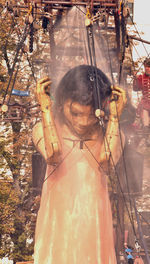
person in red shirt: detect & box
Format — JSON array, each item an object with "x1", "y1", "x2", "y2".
[{"x1": 133, "y1": 58, "x2": 150, "y2": 146}]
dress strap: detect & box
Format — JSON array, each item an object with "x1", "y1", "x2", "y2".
[{"x1": 63, "y1": 137, "x2": 96, "y2": 149}]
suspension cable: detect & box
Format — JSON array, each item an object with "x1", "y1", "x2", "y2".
[
  {"x1": 85, "y1": 6, "x2": 137, "y2": 237},
  {"x1": 86, "y1": 13, "x2": 103, "y2": 120},
  {"x1": 84, "y1": 136, "x2": 137, "y2": 238},
  {"x1": 38, "y1": 2, "x2": 142, "y2": 244},
  {"x1": 93, "y1": 10, "x2": 132, "y2": 224},
  {"x1": 115, "y1": 101, "x2": 137, "y2": 236},
  {"x1": 84, "y1": 140, "x2": 126, "y2": 234},
  {"x1": 43, "y1": 141, "x2": 78, "y2": 183},
  {"x1": 26, "y1": 52, "x2": 37, "y2": 83},
  {"x1": 138, "y1": 211, "x2": 150, "y2": 229},
  {"x1": 133, "y1": 198, "x2": 150, "y2": 264},
  {"x1": 71, "y1": 7, "x2": 147, "y2": 253},
  {"x1": 118, "y1": 2, "x2": 127, "y2": 85},
  {"x1": 128, "y1": 13, "x2": 149, "y2": 57},
  {"x1": 107, "y1": 144, "x2": 137, "y2": 237},
  {"x1": 103, "y1": 7, "x2": 115, "y2": 84}
]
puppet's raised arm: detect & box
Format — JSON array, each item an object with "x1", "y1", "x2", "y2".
[
  {"x1": 99, "y1": 86, "x2": 127, "y2": 165},
  {"x1": 32, "y1": 77, "x2": 61, "y2": 164}
]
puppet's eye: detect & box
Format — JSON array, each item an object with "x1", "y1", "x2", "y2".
[{"x1": 71, "y1": 112, "x2": 79, "y2": 117}]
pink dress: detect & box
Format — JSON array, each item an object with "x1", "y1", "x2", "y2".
[{"x1": 34, "y1": 126, "x2": 117, "y2": 264}]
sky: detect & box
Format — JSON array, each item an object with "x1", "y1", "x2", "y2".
[{"x1": 133, "y1": 0, "x2": 150, "y2": 64}]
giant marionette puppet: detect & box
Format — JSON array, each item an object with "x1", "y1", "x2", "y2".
[{"x1": 32, "y1": 64, "x2": 127, "y2": 264}]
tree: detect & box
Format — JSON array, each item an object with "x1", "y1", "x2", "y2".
[{"x1": 0, "y1": 0, "x2": 43, "y2": 261}]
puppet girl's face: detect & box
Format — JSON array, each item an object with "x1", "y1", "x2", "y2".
[{"x1": 63, "y1": 100, "x2": 98, "y2": 137}]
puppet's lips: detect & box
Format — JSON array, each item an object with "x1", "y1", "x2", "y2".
[
  {"x1": 73, "y1": 125, "x2": 87, "y2": 134},
  {"x1": 74, "y1": 125, "x2": 93, "y2": 135}
]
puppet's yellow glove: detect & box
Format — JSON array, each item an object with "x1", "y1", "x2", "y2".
[
  {"x1": 36, "y1": 77, "x2": 52, "y2": 112},
  {"x1": 109, "y1": 86, "x2": 127, "y2": 120}
]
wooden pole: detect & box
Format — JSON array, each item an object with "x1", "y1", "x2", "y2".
[{"x1": 129, "y1": 35, "x2": 150, "y2": 45}]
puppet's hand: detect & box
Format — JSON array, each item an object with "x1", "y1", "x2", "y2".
[
  {"x1": 36, "y1": 77, "x2": 52, "y2": 111},
  {"x1": 109, "y1": 86, "x2": 127, "y2": 120}
]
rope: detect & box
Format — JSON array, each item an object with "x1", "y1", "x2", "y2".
[
  {"x1": 101, "y1": 7, "x2": 115, "y2": 84},
  {"x1": 118, "y1": 2, "x2": 127, "y2": 84},
  {"x1": 116, "y1": 103, "x2": 137, "y2": 236},
  {"x1": 138, "y1": 211, "x2": 150, "y2": 229},
  {"x1": 134, "y1": 198, "x2": 150, "y2": 264},
  {"x1": 75, "y1": 5, "x2": 86, "y2": 16},
  {"x1": 101, "y1": 9, "x2": 139, "y2": 237},
  {"x1": 43, "y1": 142, "x2": 78, "y2": 182},
  {"x1": 86, "y1": 23, "x2": 102, "y2": 112},
  {"x1": 84, "y1": 123, "x2": 136, "y2": 234},
  {"x1": 128, "y1": 38, "x2": 150, "y2": 83},
  {"x1": 129, "y1": 14, "x2": 149, "y2": 57},
  {"x1": 26, "y1": 52, "x2": 37, "y2": 83},
  {"x1": 60, "y1": 10, "x2": 125, "y2": 236},
  {"x1": 85, "y1": 7, "x2": 138, "y2": 239},
  {"x1": 74, "y1": 6, "x2": 89, "y2": 64},
  {"x1": 102, "y1": 126, "x2": 137, "y2": 238},
  {"x1": 84, "y1": 137, "x2": 133, "y2": 238}
]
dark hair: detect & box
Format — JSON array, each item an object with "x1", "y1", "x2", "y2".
[
  {"x1": 144, "y1": 58, "x2": 150, "y2": 66},
  {"x1": 54, "y1": 65, "x2": 111, "y2": 120}
]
